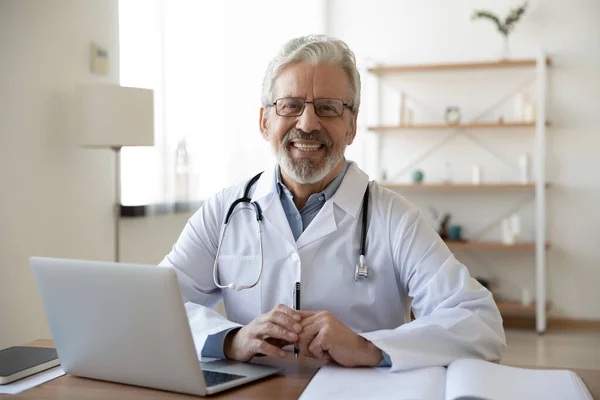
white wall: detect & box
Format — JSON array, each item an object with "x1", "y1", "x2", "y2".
[
  {"x1": 0, "y1": 0, "x2": 119, "y2": 348},
  {"x1": 1, "y1": 1, "x2": 597, "y2": 350},
  {"x1": 327, "y1": 0, "x2": 600, "y2": 319}
]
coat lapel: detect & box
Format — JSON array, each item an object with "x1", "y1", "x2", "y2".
[
  {"x1": 250, "y1": 167, "x2": 296, "y2": 249},
  {"x1": 296, "y1": 162, "x2": 370, "y2": 250}
]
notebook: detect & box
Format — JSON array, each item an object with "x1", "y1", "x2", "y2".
[
  {"x1": 299, "y1": 358, "x2": 593, "y2": 400},
  {"x1": 0, "y1": 347, "x2": 60, "y2": 385}
]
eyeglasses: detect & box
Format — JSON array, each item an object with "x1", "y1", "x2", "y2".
[{"x1": 269, "y1": 97, "x2": 352, "y2": 118}]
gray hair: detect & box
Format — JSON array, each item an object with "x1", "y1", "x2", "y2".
[{"x1": 261, "y1": 34, "x2": 361, "y2": 114}]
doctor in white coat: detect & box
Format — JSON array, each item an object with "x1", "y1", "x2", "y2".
[{"x1": 160, "y1": 34, "x2": 506, "y2": 372}]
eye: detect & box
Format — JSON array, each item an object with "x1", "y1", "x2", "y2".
[{"x1": 280, "y1": 99, "x2": 303, "y2": 109}]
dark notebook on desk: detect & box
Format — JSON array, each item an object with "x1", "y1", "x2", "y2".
[{"x1": 0, "y1": 346, "x2": 60, "y2": 384}]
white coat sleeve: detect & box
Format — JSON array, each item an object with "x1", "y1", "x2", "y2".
[
  {"x1": 159, "y1": 190, "x2": 241, "y2": 357},
  {"x1": 360, "y1": 203, "x2": 506, "y2": 372}
]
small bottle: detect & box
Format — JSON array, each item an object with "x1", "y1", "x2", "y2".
[
  {"x1": 521, "y1": 287, "x2": 533, "y2": 306},
  {"x1": 510, "y1": 214, "x2": 521, "y2": 241},
  {"x1": 519, "y1": 154, "x2": 530, "y2": 184},
  {"x1": 472, "y1": 165, "x2": 481, "y2": 185},
  {"x1": 501, "y1": 218, "x2": 515, "y2": 245},
  {"x1": 174, "y1": 138, "x2": 191, "y2": 212},
  {"x1": 514, "y1": 93, "x2": 524, "y2": 121},
  {"x1": 443, "y1": 162, "x2": 452, "y2": 184}
]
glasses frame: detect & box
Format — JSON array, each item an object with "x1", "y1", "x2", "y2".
[{"x1": 268, "y1": 97, "x2": 353, "y2": 118}]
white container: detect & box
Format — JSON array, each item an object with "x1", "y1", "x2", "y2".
[
  {"x1": 521, "y1": 287, "x2": 533, "y2": 306},
  {"x1": 501, "y1": 219, "x2": 515, "y2": 245},
  {"x1": 511, "y1": 214, "x2": 521, "y2": 240},
  {"x1": 524, "y1": 103, "x2": 537, "y2": 122},
  {"x1": 404, "y1": 108, "x2": 414, "y2": 125},
  {"x1": 519, "y1": 154, "x2": 530, "y2": 184},
  {"x1": 514, "y1": 93, "x2": 524, "y2": 121},
  {"x1": 443, "y1": 162, "x2": 453, "y2": 184},
  {"x1": 472, "y1": 165, "x2": 481, "y2": 185}
]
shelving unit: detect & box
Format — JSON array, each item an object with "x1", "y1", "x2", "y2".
[
  {"x1": 365, "y1": 53, "x2": 551, "y2": 332},
  {"x1": 369, "y1": 121, "x2": 550, "y2": 131},
  {"x1": 368, "y1": 58, "x2": 551, "y2": 74},
  {"x1": 445, "y1": 241, "x2": 551, "y2": 251},
  {"x1": 382, "y1": 183, "x2": 551, "y2": 190},
  {"x1": 496, "y1": 301, "x2": 551, "y2": 314}
]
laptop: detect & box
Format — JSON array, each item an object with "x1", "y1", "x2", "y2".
[{"x1": 29, "y1": 257, "x2": 281, "y2": 396}]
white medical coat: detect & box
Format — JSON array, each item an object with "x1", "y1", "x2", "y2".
[{"x1": 160, "y1": 162, "x2": 506, "y2": 372}]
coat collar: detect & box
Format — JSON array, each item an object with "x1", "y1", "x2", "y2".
[
  {"x1": 250, "y1": 161, "x2": 369, "y2": 217},
  {"x1": 329, "y1": 161, "x2": 369, "y2": 219},
  {"x1": 248, "y1": 161, "x2": 370, "y2": 250}
]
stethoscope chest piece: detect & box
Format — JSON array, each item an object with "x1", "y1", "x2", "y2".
[{"x1": 355, "y1": 254, "x2": 368, "y2": 281}]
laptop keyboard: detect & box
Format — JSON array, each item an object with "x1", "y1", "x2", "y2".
[{"x1": 202, "y1": 369, "x2": 246, "y2": 387}]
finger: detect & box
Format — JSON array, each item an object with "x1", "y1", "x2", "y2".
[
  {"x1": 300, "y1": 311, "x2": 335, "y2": 328},
  {"x1": 297, "y1": 332, "x2": 312, "y2": 357},
  {"x1": 297, "y1": 321, "x2": 324, "y2": 358},
  {"x1": 274, "y1": 304, "x2": 302, "y2": 321},
  {"x1": 255, "y1": 339, "x2": 287, "y2": 358},
  {"x1": 297, "y1": 310, "x2": 320, "y2": 319},
  {"x1": 267, "y1": 311, "x2": 303, "y2": 334},
  {"x1": 257, "y1": 322, "x2": 298, "y2": 343},
  {"x1": 308, "y1": 333, "x2": 330, "y2": 361},
  {"x1": 266, "y1": 337, "x2": 292, "y2": 349},
  {"x1": 298, "y1": 320, "x2": 321, "y2": 340},
  {"x1": 299, "y1": 311, "x2": 327, "y2": 328}
]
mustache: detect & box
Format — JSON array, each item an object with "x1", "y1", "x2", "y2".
[{"x1": 281, "y1": 129, "x2": 333, "y2": 148}]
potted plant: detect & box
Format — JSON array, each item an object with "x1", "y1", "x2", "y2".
[{"x1": 471, "y1": 2, "x2": 528, "y2": 59}]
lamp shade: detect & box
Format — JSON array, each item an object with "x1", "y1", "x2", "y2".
[{"x1": 76, "y1": 84, "x2": 154, "y2": 148}]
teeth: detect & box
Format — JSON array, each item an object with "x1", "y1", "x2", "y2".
[{"x1": 293, "y1": 143, "x2": 322, "y2": 151}]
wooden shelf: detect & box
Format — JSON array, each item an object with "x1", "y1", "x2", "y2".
[
  {"x1": 497, "y1": 302, "x2": 551, "y2": 314},
  {"x1": 382, "y1": 182, "x2": 551, "y2": 190},
  {"x1": 369, "y1": 121, "x2": 550, "y2": 132},
  {"x1": 446, "y1": 241, "x2": 551, "y2": 250},
  {"x1": 368, "y1": 58, "x2": 552, "y2": 74}
]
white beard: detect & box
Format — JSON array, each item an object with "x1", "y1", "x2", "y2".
[{"x1": 275, "y1": 129, "x2": 347, "y2": 184}]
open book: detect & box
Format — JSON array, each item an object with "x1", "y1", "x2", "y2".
[{"x1": 299, "y1": 358, "x2": 593, "y2": 400}]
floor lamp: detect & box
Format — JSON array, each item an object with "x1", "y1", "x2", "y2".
[{"x1": 77, "y1": 85, "x2": 154, "y2": 262}]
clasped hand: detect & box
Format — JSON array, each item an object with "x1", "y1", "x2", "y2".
[{"x1": 223, "y1": 304, "x2": 382, "y2": 367}]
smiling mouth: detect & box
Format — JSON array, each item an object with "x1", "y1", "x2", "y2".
[{"x1": 290, "y1": 141, "x2": 324, "y2": 153}]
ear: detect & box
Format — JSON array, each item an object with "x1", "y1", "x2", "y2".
[
  {"x1": 346, "y1": 112, "x2": 359, "y2": 145},
  {"x1": 259, "y1": 107, "x2": 270, "y2": 141}
]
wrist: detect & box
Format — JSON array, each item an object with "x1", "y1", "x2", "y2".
[
  {"x1": 362, "y1": 339, "x2": 383, "y2": 367},
  {"x1": 223, "y1": 327, "x2": 241, "y2": 360}
]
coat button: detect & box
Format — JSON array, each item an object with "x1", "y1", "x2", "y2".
[{"x1": 290, "y1": 253, "x2": 299, "y2": 261}]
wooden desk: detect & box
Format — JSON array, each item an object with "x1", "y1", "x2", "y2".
[{"x1": 4, "y1": 340, "x2": 599, "y2": 399}]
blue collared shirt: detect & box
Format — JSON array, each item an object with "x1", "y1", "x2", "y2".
[
  {"x1": 202, "y1": 160, "x2": 391, "y2": 367},
  {"x1": 276, "y1": 160, "x2": 350, "y2": 241}
]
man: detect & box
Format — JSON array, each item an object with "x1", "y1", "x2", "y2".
[{"x1": 160, "y1": 34, "x2": 506, "y2": 371}]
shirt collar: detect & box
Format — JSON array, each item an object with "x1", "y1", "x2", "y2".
[
  {"x1": 274, "y1": 160, "x2": 351, "y2": 205},
  {"x1": 250, "y1": 161, "x2": 369, "y2": 219}
]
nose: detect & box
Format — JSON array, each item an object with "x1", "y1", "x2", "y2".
[{"x1": 295, "y1": 102, "x2": 322, "y2": 133}]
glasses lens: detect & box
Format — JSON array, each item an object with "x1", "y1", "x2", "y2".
[
  {"x1": 314, "y1": 99, "x2": 344, "y2": 117},
  {"x1": 276, "y1": 98, "x2": 305, "y2": 116}
]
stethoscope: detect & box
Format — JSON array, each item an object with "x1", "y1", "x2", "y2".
[{"x1": 213, "y1": 172, "x2": 370, "y2": 291}]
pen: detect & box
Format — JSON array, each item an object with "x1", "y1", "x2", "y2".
[{"x1": 293, "y1": 281, "x2": 301, "y2": 358}]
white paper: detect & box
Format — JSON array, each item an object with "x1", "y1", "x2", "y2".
[
  {"x1": 0, "y1": 366, "x2": 65, "y2": 394},
  {"x1": 299, "y1": 365, "x2": 446, "y2": 400},
  {"x1": 445, "y1": 359, "x2": 591, "y2": 400}
]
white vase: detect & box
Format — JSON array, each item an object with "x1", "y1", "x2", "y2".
[{"x1": 501, "y1": 35, "x2": 510, "y2": 59}]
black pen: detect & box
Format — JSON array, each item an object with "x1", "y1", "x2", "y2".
[{"x1": 293, "y1": 282, "x2": 301, "y2": 358}]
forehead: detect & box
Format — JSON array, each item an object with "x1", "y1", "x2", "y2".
[{"x1": 272, "y1": 62, "x2": 350, "y2": 100}]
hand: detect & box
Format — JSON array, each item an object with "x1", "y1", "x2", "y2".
[
  {"x1": 223, "y1": 304, "x2": 303, "y2": 362},
  {"x1": 297, "y1": 311, "x2": 383, "y2": 367}
]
